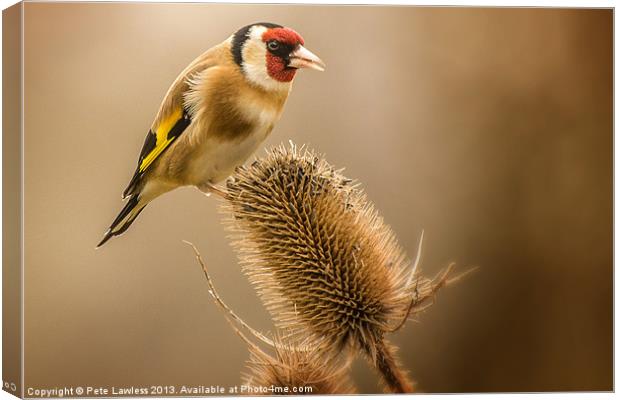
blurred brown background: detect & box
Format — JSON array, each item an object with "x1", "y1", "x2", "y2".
[{"x1": 23, "y1": 4, "x2": 612, "y2": 393}]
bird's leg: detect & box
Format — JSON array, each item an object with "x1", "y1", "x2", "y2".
[{"x1": 198, "y1": 182, "x2": 228, "y2": 199}]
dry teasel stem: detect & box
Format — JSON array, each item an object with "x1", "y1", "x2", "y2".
[
  {"x1": 185, "y1": 241, "x2": 357, "y2": 395},
  {"x1": 221, "y1": 143, "x2": 460, "y2": 393}
]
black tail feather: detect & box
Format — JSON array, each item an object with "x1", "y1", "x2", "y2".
[
  {"x1": 96, "y1": 230, "x2": 114, "y2": 248},
  {"x1": 96, "y1": 195, "x2": 146, "y2": 248},
  {"x1": 123, "y1": 167, "x2": 141, "y2": 199}
]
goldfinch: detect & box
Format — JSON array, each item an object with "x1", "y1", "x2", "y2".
[{"x1": 97, "y1": 22, "x2": 325, "y2": 247}]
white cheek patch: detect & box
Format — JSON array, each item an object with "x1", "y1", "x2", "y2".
[{"x1": 241, "y1": 26, "x2": 291, "y2": 92}]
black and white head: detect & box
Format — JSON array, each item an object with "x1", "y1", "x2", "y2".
[{"x1": 231, "y1": 22, "x2": 325, "y2": 91}]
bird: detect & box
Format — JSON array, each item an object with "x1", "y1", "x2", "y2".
[{"x1": 97, "y1": 22, "x2": 325, "y2": 248}]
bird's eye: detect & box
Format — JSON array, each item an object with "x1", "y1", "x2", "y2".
[{"x1": 267, "y1": 40, "x2": 280, "y2": 51}]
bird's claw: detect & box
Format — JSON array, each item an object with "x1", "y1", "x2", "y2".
[{"x1": 199, "y1": 183, "x2": 228, "y2": 199}]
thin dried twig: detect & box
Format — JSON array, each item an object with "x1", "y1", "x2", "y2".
[
  {"x1": 183, "y1": 240, "x2": 275, "y2": 348},
  {"x1": 184, "y1": 240, "x2": 357, "y2": 394}
]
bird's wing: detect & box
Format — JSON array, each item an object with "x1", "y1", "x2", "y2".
[
  {"x1": 137, "y1": 107, "x2": 191, "y2": 174},
  {"x1": 122, "y1": 107, "x2": 192, "y2": 198},
  {"x1": 122, "y1": 48, "x2": 224, "y2": 198}
]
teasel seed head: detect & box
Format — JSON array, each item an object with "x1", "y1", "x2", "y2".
[
  {"x1": 221, "y1": 144, "x2": 457, "y2": 393},
  {"x1": 243, "y1": 336, "x2": 357, "y2": 395}
]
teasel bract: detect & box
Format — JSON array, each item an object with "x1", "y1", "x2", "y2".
[
  {"x1": 222, "y1": 144, "x2": 454, "y2": 393},
  {"x1": 186, "y1": 242, "x2": 357, "y2": 395}
]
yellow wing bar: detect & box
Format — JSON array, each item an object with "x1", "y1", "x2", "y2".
[{"x1": 139, "y1": 108, "x2": 184, "y2": 173}]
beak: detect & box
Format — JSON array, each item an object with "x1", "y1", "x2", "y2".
[{"x1": 288, "y1": 45, "x2": 326, "y2": 72}]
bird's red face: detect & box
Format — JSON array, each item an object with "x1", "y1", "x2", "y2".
[
  {"x1": 262, "y1": 27, "x2": 306, "y2": 82},
  {"x1": 232, "y1": 23, "x2": 325, "y2": 91}
]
